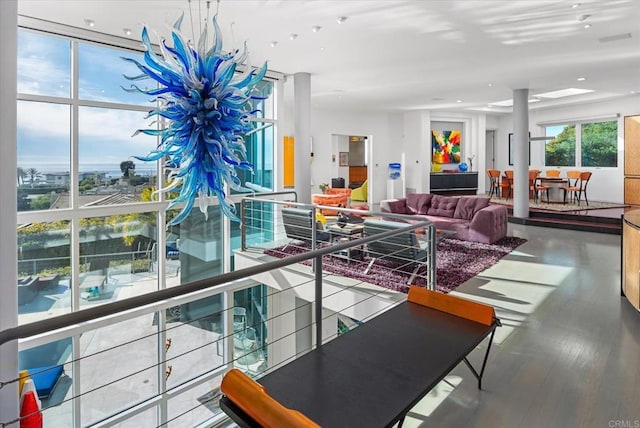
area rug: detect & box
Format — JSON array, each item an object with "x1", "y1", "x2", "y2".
[
  {"x1": 490, "y1": 197, "x2": 628, "y2": 212},
  {"x1": 263, "y1": 236, "x2": 527, "y2": 294}
]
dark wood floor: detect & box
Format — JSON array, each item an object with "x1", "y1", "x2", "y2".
[{"x1": 402, "y1": 223, "x2": 640, "y2": 428}]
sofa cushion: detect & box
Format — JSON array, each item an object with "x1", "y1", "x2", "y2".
[
  {"x1": 454, "y1": 197, "x2": 491, "y2": 221},
  {"x1": 427, "y1": 195, "x2": 459, "y2": 218},
  {"x1": 406, "y1": 193, "x2": 433, "y2": 214},
  {"x1": 381, "y1": 198, "x2": 407, "y2": 214}
]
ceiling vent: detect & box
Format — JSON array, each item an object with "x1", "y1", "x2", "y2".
[{"x1": 599, "y1": 33, "x2": 632, "y2": 43}]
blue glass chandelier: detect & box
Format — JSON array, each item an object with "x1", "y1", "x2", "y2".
[{"x1": 123, "y1": 7, "x2": 267, "y2": 225}]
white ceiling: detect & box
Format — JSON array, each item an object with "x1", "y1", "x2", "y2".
[{"x1": 17, "y1": 0, "x2": 640, "y2": 113}]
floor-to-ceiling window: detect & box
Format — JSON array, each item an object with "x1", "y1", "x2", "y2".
[{"x1": 15, "y1": 24, "x2": 276, "y2": 427}]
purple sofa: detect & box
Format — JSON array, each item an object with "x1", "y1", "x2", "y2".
[{"x1": 380, "y1": 193, "x2": 508, "y2": 244}]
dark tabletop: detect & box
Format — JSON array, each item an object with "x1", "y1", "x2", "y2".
[{"x1": 257, "y1": 301, "x2": 495, "y2": 428}]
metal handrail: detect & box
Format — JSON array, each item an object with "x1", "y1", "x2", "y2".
[{"x1": 0, "y1": 216, "x2": 432, "y2": 347}]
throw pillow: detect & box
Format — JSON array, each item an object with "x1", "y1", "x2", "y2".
[
  {"x1": 381, "y1": 198, "x2": 408, "y2": 214},
  {"x1": 406, "y1": 193, "x2": 433, "y2": 214},
  {"x1": 427, "y1": 195, "x2": 459, "y2": 218},
  {"x1": 453, "y1": 197, "x2": 491, "y2": 221}
]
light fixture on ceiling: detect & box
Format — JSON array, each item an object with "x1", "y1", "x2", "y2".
[
  {"x1": 584, "y1": 24, "x2": 592, "y2": 28},
  {"x1": 535, "y1": 87, "x2": 595, "y2": 98},
  {"x1": 289, "y1": 33, "x2": 298, "y2": 40},
  {"x1": 572, "y1": 3, "x2": 581, "y2": 8},
  {"x1": 577, "y1": 77, "x2": 586, "y2": 81},
  {"x1": 320, "y1": 46, "x2": 325, "y2": 51},
  {"x1": 456, "y1": 99, "x2": 463, "y2": 103},
  {"x1": 488, "y1": 83, "x2": 493, "y2": 87},
  {"x1": 84, "y1": 19, "x2": 95, "y2": 27},
  {"x1": 337, "y1": 16, "x2": 348, "y2": 24},
  {"x1": 578, "y1": 14, "x2": 590, "y2": 21},
  {"x1": 312, "y1": 25, "x2": 322, "y2": 33},
  {"x1": 270, "y1": 41, "x2": 278, "y2": 48},
  {"x1": 124, "y1": 28, "x2": 132, "y2": 36}
]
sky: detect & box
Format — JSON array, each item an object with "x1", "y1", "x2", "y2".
[
  {"x1": 16, "y1": 28, "x2": 274, "y2": 180},
  {"x1": 17, "y1": 29, "x2": 157, "y2": 175}
]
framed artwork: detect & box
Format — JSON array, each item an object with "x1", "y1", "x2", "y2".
[
  {"x1": 432, "y1": 130, "x2": 461, "y2": 164},
  {"x1": 508, "y1": 133, "x2": 531, "y2": 166},
  {"x1": 339, "y1": 152, "x2": 349, "y2": 166}
]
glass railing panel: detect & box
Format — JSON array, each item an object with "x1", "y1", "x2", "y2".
[
  {"x1": 79, "y1": 314, "x2": 159, "y2": 426},
  {"x1": 78, "y1": 213, "x2": 158, "y2": 307},
  {"x1": 17, "y1": 221, "x2": 71, "y2": 324},
  {"x1": 167, "y1": 377, "x2": 224, "y2": 427},
  {"x1": 166, "y1": 296, "x2": 223, "y2": 389},
  {"x1": 18, "y1": 339, "x2": 74, "y2": 428}
]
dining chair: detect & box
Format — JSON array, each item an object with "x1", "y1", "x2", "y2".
[
  {"x1": 503, "y1": 170, "x2": 514, "y2": 199},
  {"x1": 486, "y1": 169, "x2": 501, "y2": 198},
  {"x1": 529, "y1": 170, "x2": 549, "y2": 203},
  {"x1": 545, "y1": 169, "x2": 561, "y2": 178},
  {"x1": 561, "y1": 170, "x2": 582, "y2": 204},
  {"x1": 575, "y1": 171, "x2": 592, "y2": 206}
]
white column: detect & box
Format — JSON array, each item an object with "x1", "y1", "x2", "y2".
[
  {"x1": 0, "y1": 0, "x2": 19, "y2": 422},
  {"x1": 294, "y1": 72, "x2": 311, "y2": 204},
  {"x1": 512, "y1": 89, "x2": 530, "y2": 218},
  {"x1": 267, "y1": 288, "x2": 297, "y2": 368}
]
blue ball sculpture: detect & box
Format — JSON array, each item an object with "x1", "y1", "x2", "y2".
[{"x1": 458, "y1": 162, "x2": 469, "y2": 172}]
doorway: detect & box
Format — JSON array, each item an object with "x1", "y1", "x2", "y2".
[
  {"x1": 485, "y1": 130, "x2": 496, "y2": 192},
  {"x1": 331, "y1": 134, "x2": 372, "y2": 202}
]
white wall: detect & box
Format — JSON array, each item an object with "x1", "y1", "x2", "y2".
[
  {"x1": 312, "y1": 108, "x2": 399, "y2": 204},
  {"x1": 494, "y1": 96, "x2": 640, "y2": 203}
]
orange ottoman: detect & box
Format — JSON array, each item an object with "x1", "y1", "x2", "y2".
[{"x1": 312, "y1": 193, "x2": 348, "y2": 215}]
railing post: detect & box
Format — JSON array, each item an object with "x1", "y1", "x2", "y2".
[
  {"x1": 311, "y1": 207, "x2": 317, "y2": 273},
  {"x1": 241, "y1": 199, "x2": 247, "y2": 251},
  {"x1": 315, "y1": 254, "x2": 323, "y2": 348},
  {"x1": 429, "y1": 226, "x2": 436, "y2": 291}
]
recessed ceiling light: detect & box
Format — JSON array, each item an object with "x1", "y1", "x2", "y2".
[
  {"x1": 584, "y1": 24, "x2": 592, "y2": 28},
  {"x1": 487, "y1": 104, "x2": 493, "y2": 108},
  {"x1": 572, "y1": 3, "x2": 581, "y2": 8},
  {"x1": 312, "y1": 26, "x2": 322, "y2": 33},
  {"x1": 456, "y1": 99, "x2": 463, "y2": 103},
  {"x1": 577, "y1": 77, "x2": 586, "y2": 81},
  {"x1": 84, "y1": 19, "x2": 95, "y2": 27},
  {"x1": 337, "y1": 16, "x2": 348, "y2": 24},
  {"x1": 578, "y1": 14, "x2": 590, "y2": 21},
  {"x1": 289, "y1": 33, "x2": 298, "y2": 40},
  {"x1": 123, "y1": 28, "x2": 132, "y2": 36},
  {"x1": 535, "y1": 88, "x2": 594, "y2": 98},
  {"x1": 488, "y1": 83, "x2": 493, "y2": 87},
  {"x1": 320, "y1": 47, "x2": 325, "y2": 51},
  {"x1": 270, "y1": 41, "x2": 278, "y2": 48}
]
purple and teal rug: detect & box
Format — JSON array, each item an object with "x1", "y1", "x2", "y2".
[{"x1": 264, "y1": 236, "x2": 527, "y2": 294}]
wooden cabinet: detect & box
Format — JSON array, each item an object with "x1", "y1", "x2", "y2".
[
  {"x1": 624, "y1": 115, "x2": 640, "y2": 203},
  {"x1": 622, "y1": 210, "x2": 640, "y2": 312}
]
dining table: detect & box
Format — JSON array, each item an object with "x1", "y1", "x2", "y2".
[{"x1": 536, "y1": 176, "x2": 569, "y2": 203}]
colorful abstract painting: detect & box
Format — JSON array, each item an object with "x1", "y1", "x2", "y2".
[{"x1": 432, "y1": 130, "x2": 461, "y2": 164}]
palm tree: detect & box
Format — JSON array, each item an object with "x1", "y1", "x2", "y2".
[
  {"x1": 120, "y1": 160, "x2": 135, "y2": 178},
  {"x1": 17, "y1": 167, "x2": 26, "y2": 186},
  {"x1": 26, "y1": 168, "x2": 40, "y2": 188}
]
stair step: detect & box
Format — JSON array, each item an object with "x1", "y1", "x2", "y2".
[{"x1": 508, "y1": 215, "x2": 621, "y2": 235}]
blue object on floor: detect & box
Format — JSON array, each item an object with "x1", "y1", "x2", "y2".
[{"x1": 27, "y1": 365, "x2": 64, "y2": 398}]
